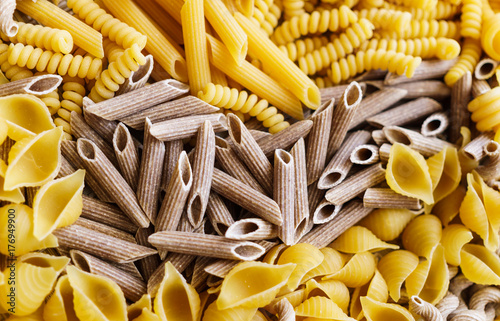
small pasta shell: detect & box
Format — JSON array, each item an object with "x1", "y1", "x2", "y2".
[
  {"x1": 360, "y1": 296, "x2": 415, "y2": 321},
  {"x1": 386, "y1": 143, "x2": 433, "y2": 205},
  {"x1": 277, "y1": 243, "x2": 324, "y2": 292},
  {"x1": 0, "y1": 159, "x2": 24, "y2": 203},
  {"x1": 460, "y1": 244, "x2": 500, "y2": 285},
  {"x1": 217, "y1": 261, "x2": 296, "y2": 310},
  {"x1": 42, "y1": 276, "x2": 78, "y2": 321},
  {"x1": 426, "y1": 146, "x2": 461, "y2": 206},
  {"x1": 323, "y1": 251, "x2": 376, "y2": 288},
  {"x1": 302, "y1": 247, "x2": 346, "y2": 282},
  {"x1": 359, "y1": 208, "x2": 416, "y2": 242},
  {"x1": 433, "y1": 185, "x2": 466, "y2": 226},
  {"x1": 202, "y1": 301, "x2": 257, "y2": 321},
  {"x1": 441, "y1": 224, "x2": 473, "y2": 266},
  {"x1": 351, "y1": 269, "x2": 389, "y2": 320},
  {"x1": 128, "y1": 294, "x2": 153, "y2": 320},
  {"x1": 378, "y1": 250, "x2": 419, "y2": 302},
  {"x1": 263, "y1": 288, "x2": 307, "y2": 315},
  {"x1": 131, "y1": 308, "x2": 161, "y2": 321},
  {"x1": 329, "y1": 226, "x2": 399, "y2": 253},
  {"x1": 402, "y1": 214, "x2": 442, "y2": 259},
  {"x1": 305, "y1": 279, "x2": 350, "y2": 313},
  {"x1": 262, "y1": 244, "x2": 288, "y2": 264},
  {"x1": 295, "y1": 296, "x2": 355, "y2": 320}
]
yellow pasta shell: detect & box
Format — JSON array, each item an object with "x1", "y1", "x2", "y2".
[
  {"x1": 386, "y1": 143, "x2": 433, "y2": 204},
  {"x1": 67, "y1": 265, "x2": 128, "y2": 321},
  {"x1": 263, "y1": 288, "x2": 306, "y2": 314},
  {"x1": 32, "y1": 169, "x2": 85, "y2": 240},
  {"x1": 4, "y1": 127, "x2": 63, "y2": 191},
  {"x1": 480, "y1": 172, "x2": 500, "y2": 233},
  {"x1": 0, "y1": 94, "x2": 55, "y2": 141},
  {"x1": 402, "y1": 214, "x2": 442, "y2": 259},
  {"x1": 460, "y1": 244, "x2": 500, "y2": 285},
  {"x1": 302, "y1": 247, "x2": 346, "y2": 283},
  {"x1": 0, "y1": 159, "x2": 24, "y2": 203},
  {"x1": 330, "y1": 226, "x2": 399, "y2": 253},
  {"x1": 323, "y1": 251, "x2": 376, "y2": 288},
  {"x1": 295, "y1": 296, "x2": 355, "y2": 320},
  {"x1": 350, "y1": 269, "x2": 389, "y2": 320},
  {"x1": 132, "y1": 309, "x2": 161, "y2": 321},
  {"x1": 128, "y1": 294, "x2": 153, "y2": 320},
  {"x1": 8, "y1": 307, "x2": 44, "y2": 321},
  {"x1": 0, "y1": 118, "x2": 7, "y2": 145},
  {"x1": 250, "y1": 310, "x2": 268, "y2": 321},
  {"x1": 378, "y1": 250, "x2": 419, "y2": 302},
  {"x1": 43, "y1": 275, "x2": 80, "y2": 321},
  {"x1": 359, "y1": 208, "x2": 416, "y2": 242},
  {"x1": 155, "y1": 262, "x2": 200, "y2": 321},
  {"x1": 426, "y1": 146, "x2": 461, "y2": 207},
  {"x1": 433, "y1": 185, "x2": 466, "y2": 226},
  {"x1": 441, "y1": 224, "x2": 473, "y2": 266},
  {"x1": 277, "y1": 243, "x2": 324, "y2": 292},
  {"x1": 202, "y1": 301, "x2": 257, "y2": 321},
  {"x1": 217, "y1": 261, "x2": 296, "y2": 310},
  {"x1": 360, "y1": 296, "x2": 415, "y2": 321},
  {"x1": 305, "y1": 279, "x2": 350, "y2": 313},
  {"x1": 262, "y1": 244, "x2": 288, "y2": 264}
]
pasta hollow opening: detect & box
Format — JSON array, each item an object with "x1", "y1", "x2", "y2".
[
  {"x1": 486, "y1": 141, "x2": 500, "y2": 154},
  {"x1": 28, "y1": 77, "x2": 61, "y2": 93},
  {"x1": 70, "y1": 252, "x2": 91, "y2": 273},
  {"x1": 114, "y1": 125, "x2": 129, "y2": 152},
  {"x1": 77, "y1": 139, "x2": 96, "y2": 160},
  {"x1": 478, "y1": 62, "x2": 496, "y2": 78},
  {"x1": 323, "y1": 172, "x2": 343, "y2": 186},
  {"x1": 233, "y1": 244, "x2": 264, "y2": 259},
  {"x1": 215, "y1": 136, "x2": 229, "y2": 149},
  {"x1": 354, "y1": 148, "x2": 374, "y2": 162},
  {"x1": 131, "y1": 56, "x2": 153, "y2": 83},
  {"x1": 344, "y1": 82, "x2": 362, "y2": 108},
  {"x1": 384, "y1": 129, "x2": 411, "y2": 145},
  {"x1": 315, "y1": 203, "x2": 340, "y2": 223},
  {"x1": 228, "y1": 116, "x2": 242, "y2": 144},
  {"x1": 276, "y1": 149, "x2": 293, "y2": 164}
]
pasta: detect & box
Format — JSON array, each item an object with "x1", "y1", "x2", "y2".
[
  {"x1": 402, "y1": 214, "x2": 443, "y2": 259},
  {"x1": 444, "y1": 38, "x2": 482, "y2": 87},
  {"x1": 375, "y1": 19, "x2": 460, "y2": 39},
  {"x1": 360, "y1": 296, "x2": 415, "y2": 321},
  {"x1": 481, "y1": 0, "x2": 500, "y2": 61},
  {"x1": 302, "y1": 247, "x2": 346, "y2": 282},
  {"x1": 0, "y1": 0, "x2": 17, "y2": 38},
  {"x1": 112, "y1": 122, "x2": 140, "y2": 190},
  {"x1": 305, "y1": 279, "x2": 350, "y2": 314},
  {"x1": 323, "y1": 251, "x2": 376, "y2": 288},
  {"x1": 294, "y1": 296, "x2": 353, "y2": 320},
  {"x1": 279, "y1": 37, "x2": 328, "y2": 62},
  {"x1": 290, "y1": 138, "x2": 310, "y2": 239},
  {"x1": 202, "y1": 301, "x2": 257, "y2": 321},
  {"x1": 329, "y1": 226, "x2": 399, "y2": 253},
  {"x1": 426, "y1": 146, "x2": 461, "y2": 208},
  {"x1": 277, "y1": 243, "x2": 324, "y2": 292},
  {"x1": 460, "y1": 244, "x2": 500, "y2": 285},
  {"x1": 467, "y1": 86, "x2": 500, "y2": 133},
  {"x1": 359, "y1": 208, "x2": 416, "y2": 241},
  {"x1": 460, "y1": 0, "x2": 483, "y2": 39},
  {"x1": 378, "y1": 250, "x2": 419, "y2": 302},
  {"x1": 0, "y1": 159, "x2": 24, "y2": 203},
  {"x1": 350, "y1": 269, "x2": 388, "y2": 319},
  {"x1": 43, "y1": 275, "x2": 78, "y2": 321},
  {"x1": 274, "y1": 149, "x2": 295, "y2": 245}
]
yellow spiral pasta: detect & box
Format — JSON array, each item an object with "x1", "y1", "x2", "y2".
[
  {"x1": 277, "y1": 243, "x2": 324, "y2": 292},
  {"x1": 360, "y1": 296, "x2": 415, "y2": 321},
  {"x1": 250, "y1": 1, "x2": 282, "y2": 36},
  {"x1": 376, "y1": 19, "x2": 461, "y2": 39},
  {"x1": 54, "y1": 76, "x2": 86, "y2": 136},
  {"x1": 298, "y1": 18, "x2": 374, "y2": 75},
  {"x1": 305, "y1": 279, "x2": 350, "y2": 313},
  {"x1": 271, "y1": 5, "x2": 358, "y2": 45},
  {"x1": 7, "y1": 43, "x2": 102, "y2": 79},
  {"x1": 444, "y1": 37, "x2": 482, "y2": 86},
  {"x1": 283, "y1": 0, "x2": 305, "y2": 18},
  {"x1": 313, "y1": 76, "x2": 335, "y2": 88},
  {"x1": 0, "y1": 43, "x2": 34, "y2": 81},
  {"x1": 39, "y1": 90, "x2": 61, "y2": 116},
  {"x1": 378, "y1": 250, "x2": 419, "y2": 302},
  {"x1": 467, "y1": 86, "x2": 500, "y2": 133},
  {"x1": 441, "y1": 224, "x2": 474, "y2": 266},
  {"x1": 324, "y1": 251, "x2": 376, "y2": 288},
  {"x1": 103, "y1": 38, "x2": 126, "y2": 63},
  {"x1": 1, "y1": 22, "x2": 73, "y2": 54},
  {"x1": 481, "y1": 1, "x2": 500, "y2": 61},
  {"x1": 382, "y1": 1, "x2": 460, "y2": 20},
  {"x1": 295, "y1": 296, "x2": 353, "y2": 320},
  {"x1": 350, "y1": 269, "x2": 388, "y2": 319},
  {"x1": 359, "y1": 209, "x2": 416, "y2": 242},
  {"x1": 279, "y1": 36, "x2": 329, "y2": 61},
  {"x1": 402, "y1": 214, "x2": 442, "y2": 259},
  {"x1": 329, "y1": 49, "x2": 422, "y2": 84},
  {"x1": 89, "y1": 43, "x2": 146, "y2": 102},
  {"x1": 460, "y1": 0, "x2": 483, "y2": 39},
  {"x1": 460, "y1": 243, "x2": 500, "y2": 285},
  {"x1": 355, "y1": 8, "x2": 412, "y2": 30},
  {"x1": 384, "y1": 0, "x2": 436, "y2": 10},
  {"x1": 197, "y1": 83, "x2": 290, "y2": 134},
  {"x1": 329, "y1": 226, "x2": 399, "y2": 253},
  {"x1": 67, "y1": 0, "x2": 147, "y2": 50},
  {"x1": 302, "y1": 247, "x2": 347, "y2": 282}
]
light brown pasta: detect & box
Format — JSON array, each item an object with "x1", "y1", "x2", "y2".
[
  {"x1": 383, "y1": 126, "x2": 455, "y2": 157},
  {"x1": 204, "y1": 259, "x2": 240, "y2": 279},
  {"x1": 471, "y1": 79, "x2": 491, "y2": 98},
  {"x1": 290, "y1": 138, "x2": 310, "y2": 240},
  {"x1": 134, "y1": 226, "x2": 161, "y2": 282},
  {"x1": 367, "y1": 98, "x2": 443, "y2": 128},
  {"x1": 0, "y1": 74, "x2": 62, "y2": 97},
  {"x1": 449, "y1": 71, "x2": 472, "y2": 142},
  {"x1": 372, "y1": 129, "x2": 389, "y2": 146},
  {"x1": 363, "y1": 188, "x2": 422, "y2": 210},
  {"x1": 74, "y1": 217, "x2": 136, "y2": 243},
  {"x1": 161, "y1": 140, "x2": 184, "y2": 192},
  {"x1": 225, "y1": 218, "x2": 278, "y2": 240},
  {"x1": 421, "y1": 112, "x2": 449, "y2": 137},
  {"x1": 320, "y1": 83, "x2": 367, "y2": 104},
  {"x1": 436, "y1": 292, "x2": 460, "y2": 320},
  {"x1": 116, "y1": 54, "x2": 154, "y2": 95},
  {"x1": 389, "y1": 80, "x2": 451, "y2": 100},
  {"x1": 461, "y1": 132, "x2": 495, "y2": 162},
  {"x1": 275, "y1": 298, "x2": 296, "y2": 321},
  {"x1": 384, "y1": 58, "x2": 458, "y2": 85},
  {"x1": 149, "y1": 113, "x2": 228, "y2": 141},
  {"x1": 81, "y1": 195, "x2": 136, "y2": 233},
  {"x1": 112, "y1": 122, "x2": 140, "y2": 190},
  {"x1": 207, "y1": 192, "x2": 235, "y2": 236},
  {"x1": 409, "y1": 296, "x2": 445, "y2": 321},
  {"x1": 257, "y1": 120, "x2": 314, "y2": 157},
  {"x1": 469, "y1": 287, "x2": 500, "y2": 311},
  {"x1": 350, "y1": 144, "x2": 380, "y2": 165},
  {"x1": 0, "y1": 0, "x2": 17, "y2": 37},
  {"x1": 274, "y1": 149, "x2": 296, "y2": 245},
  {"x1": 313, "y1": 199, "x2": 342, "y2": 224},
  {"x1": 83, "y1": 98, "x2": 118, "y2": 142},
  {"x1": 475, "y1": 58, "x2": 498, "y2": 80}
]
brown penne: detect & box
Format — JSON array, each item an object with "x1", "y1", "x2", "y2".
[
  {"x1": 81, "y1": 195, "x2": 137, "y2": 234},
  {"x1": 74, "y1": 217, "x2": 136, "y2": 243},
  {"x1": 204, "y1": 259, "x2": 239, "y2": 278},
  {"x1": 389, "y1": 80, "x2": 451, "y2": 100},
  {"x1": 161, "y1": 140, "x2": 184, "y2": 191},
  {"x1": 206, "y1": 192, "x2": 235, "y2": 236},
  {"x1": 274, "y1": 149, "x2": 295, "y2": 245},
  {"x1": 350, "y1": 144, "x2": 380, "y2": 165},
  {"x1": 474, "y1": 58, "x2": 498, "y2": 80},
  {"x1": 421, "y1": 112, "x2": 449, "y2": 137},
  {"x1": 472, "y1": 79, "x2": 491, "y2": 98},
  {"x1": 113, "y1": 123, "x2": 140, "y2": 190},
  {"x1": 372, "y1": 130, "x2": 389, "y2": 146},
  {"x1": 57, "y1": 156, "x2": 76, "y2": 179},
  {"x1": 225, "y1": 218, "x2": 279, "y2": 240},
  {"x1": 378, "y1": 143, "x2": 392, "y2": 162},
  {"x1": 290, "y1": 138, "x2": 310, "y2": 240},
  {"x1": 313, "y1": 199, "x2": 342, "y2": 224},
  {"x1": 0, "y1": 74, "x2": 62, "y2": 97},
  {"x1": 257, "y1": 120, "x2": 314, "y2": 158},
  {"x1": 384, "y1": 58, "x2": 458, "y2": 85},
  {"x1": 462, "y1": 132, "x2": 496, "y2": 162},
  {"x1": 320, "y1": 83, "x2": 367, "y2": 104},
  {"x1": 150, "y1": 113, "x2": 228, "y2": 141},
  {"x1": 363, "y1": 187, "x2": 422, "y2": 210},
  {"x1": 249, "y1": 129, "x2": 271, "y2": 141},
  {"x1": 116, "y1": 54, "x2": 154, "y2": 95},
  {"x1": 191, "y1": 256, "x2": 215, "y2": 292},
  {"x1": 83, "y1": 99, "x2": 119, "y2": 143},
  {"x1": 383, "y1": 126, "x2": 455, "y2": 157},
  {"x1": 449, "y1": 71, "x2": 472, "y2": 142},
  {"x1": 308, "y1": 183, "x2": 326, "y2": 217},
  {"x1": 135, "y1": 226, "x2": 161, "y2": 282}
]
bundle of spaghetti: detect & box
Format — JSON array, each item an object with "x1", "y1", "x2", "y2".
[
  {"x1": 66, "y1": 0, "x2": 147, "y2": 50},
  {"x1": 0, "y1": 42, "x2": 33, "y2": 81},
  {"x1": 279, "y1": 36, "x2": 329, "y2": 61},
  {"x1": 53, "y1": 76, "x2": 86, "y2": 137},
  {"x1": 298, "y1": 18, "x2": 375, "y2": 75},
  {"x1": 7, "y1": 43, "x2": 102, "y2": 79},
  {"x1": 357, "y1": 37, "x2": 460, "y2": 60},
  {"x1": 197, "y1": 83, "x2": 290, "y2": 133},
  {"x1": 103, "y1": 38, "x2": 125, "y2": 63},
  {"x1": 270, "y1": 5, "x2": 358, "y2": 45},
  {"x1": 382, "y1": 1, "x2": 460, "y2": 20},
  {"x1": 328, "y1": 48, "x2": 422, "y2": 84},
  {"x1": 88, "y1": 43, "x2": 147, "y2": 102},
  {"x1": 444, "y1": 37, "x2": 482, "y2": 86},
  {"x1": 354, "y1": 8, "x2": 412, "y2": 30},
  {"x1": 460, "y1": 0, "x2": 482, "y2": 39},
  {"x1": 0, "y1": 22, "x2": 73, "y2": 54},
  {"x1": 467, "y1": 86, "x2": 500, "y2": 132},
  {"x1": 375, "y1": 19, "x2": 461, "y2": 39},
  {"x1": 384, "y1": 0, "x2": 437, "y2": 10},
  {"x1": 283, "y1": 0, "x2": 306, "y2": 18}
]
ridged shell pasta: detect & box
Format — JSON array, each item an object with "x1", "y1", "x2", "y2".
[
  {"x1": 360, "y1": 296, "x2": 415, "y2": 321},
  {"x1": 0, "y1": 118, "x2": 7, "y2": 145},
  {"x1": 301, "y1": 247, "x2": 346, "y2": 282},
  {"x1": 43, "y1": 275, "x2": 79, "y2": 321},
  {"x1": 217, "y1": 261, "x2": 296, "y2": 309},
  {"x1": 277, "y1": 243, "x2": 324, "y2": 292},
  {"x1": 3, "y1": 127, "x2": 63, "y2": 191},
  {"x1": 295, "y1": 296, "x2": 355, "y2": 320},
  {"x1": 32, "y1": 169, "x2": 85, "y2": 240},
  {"x1": 262, "y1": 244, "x2": 288, "y2": 264},
  {"x1": 441, "y1": 224, "x2": 474, "y2": 266},
  {"x1": 202, "y1": 301, "x2": 257, "y2": 321},
  {"x1": 0, "y1": 159, "x2": 24, "y2": 203},
  {"x1": 329, "y1": 226, "x2": 399, "y2": 253},
  {"x1": 305, "y1": 279, "x2": 350, "y2": 313},
  {"x1": 432, "y1": 185, "x2": 466, "y2": 226},
  {"x1": 264, "y1": 288, "x2": 306, "y2": 314},
  {"x1": 402, "y1": 214, "x2": 442, "y2": 259},
  {"x1": 350, "y1": 269, "x2": 389, "y2": 320},
  {"x1": 0, "y1": 94, "x2": 55, "y2": 141},
  {"x1": 359, "y1": 209, "x2": 415, "y2": 242},
  {"x1": 386, "y1": 143, "x2": 433, "y2": 205},
  {"x1": 323, "y1": 251, "x2": 376, "y2": 288},
  {"x1": 132, "y1": 309, "x2": 161, "y2": 321},
  {"x1": 460, "y1": 243, "x2": 500, "y2": 285},
  {"x1": 128, "y1": 294, "x2": 153, "y2": 320},
  {"x1": 378, "y1": 250, "x2": 419, "y2": 302}
]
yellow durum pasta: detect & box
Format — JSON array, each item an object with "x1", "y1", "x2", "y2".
[
  {"x1": 441, "y1": 224, "x2": 474, "y2": 266},
  {"x1": 301, "y1": 247, "x2": 347, "y2": 282},
  {"x1": 460, "y1": 243, "x2": 500, "y2": 285},
  {"x1": 360, "y1": 296, "x2": 415, "y2": 321},
  {"x1": 426, "y1": 146, "x2": 461, "y2": 209},
  {"x1": 277, "y1": 243, "x2": 324, "y2": 292},
  {"x1": 43, "y1": 275, "x2": 79, "y2": 321},
  {"x1": 0, "y1": 159, "x2": 24, "y2": 203},
  {"x1": 295, "y1": 296, "x2": 354, "y2": 320},
  {"x1": 329, "y1": 226, "x2": 399, "y2": 253},
  {"x1": 305, "y1": 279, "x2": 350, "y2": 313},
  {"x1": 350, "y1": 269, "x2": 388, "y2": 320},
  {"x1": 402, "y1": 214, "x2": 442, "y2": 259},
  {"x1": 323, "y1": 251, "x2": 376, "y2": 288},
  {"x1": 378, "y1": 250, "x2": 419, "y2": 302},
  {"x1": 359, "y1": 208, "x2": 416, "y2": 242}
]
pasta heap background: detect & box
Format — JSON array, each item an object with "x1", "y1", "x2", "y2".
[{"x1": 0, "y1": 0, "x2": 499, "y2": 320}]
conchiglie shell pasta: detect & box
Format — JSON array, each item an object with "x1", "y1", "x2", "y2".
[
  {"x1": 217, "y1": 261, "x2": 296, "y2": 310},
  {"x1": 386, "y1": 143, "x2": 433, "y2": 205},
  {"x1": 43, "y1": 275, "x2": 80, "y2": 321},
  {"x1": 329, "y1": 226, "x2": 399, "y2": 253},
  {"x1": 359, "y1": 208, "x2": 416, "y2": 242},
  {"x1": 277, "y1": 243, "x2": 324, "y2": 292},
  {"x1": 402, "y1": 214, "x2": 442, "y2": 259},
  {"x1": 0, "y1": 159, "x2": 24, "y2": 203},
  {"x1": 350, "y1": 269, "x2": 389, "y2": 320},
  {"x1": 3, "y1": 127, "x2": 63, "y2": 191},
  {"x1": 0, "y1": 118, "x2": 7, "y2": 145},
  {"x1": 128, "y1": 294, "x2": 153, "y2": 320},
  {"x1": 66, "y1": 265, "x2": 128, "y2": 321},
  {"x1": 0, "y1": 94, "x2": 54, "y2": 141},
  {"x1": 425, "y1": 146, "x2": 461, "y2": 208},
  {"x1": 295, "y1": 296, "x2": 355, "y2": 320},
  {"x1": 441, "y1": 224, "x2": 474, "y2": 266},
  {"x1": 323, "y1": 252, "x2": 376, "y2": 288},
  {"x1": 8, "y1": 307, "x2": 45, "y2": 320},
  {"x1": 262, "y1": 244, "x2": 288, "y2": 264},
  {"x1": 360, "y1": 296, "x2": 415, "y2": 321},
  {"x1": 433, "y1": 185, "x2": 466, "y2": 226},
  {"x1": 132, "y1": 309, "x2": 161, "y2": 321},
  {"x1": 305, "y1": 279, "x2": 350, "y2": 313},
  {"x1": 302, "y1": 247, "x2": 346, "y2": 282},
  {"x1": 378, "y1": 250, "x2": 419, "y2": 302},
  {"x1": 460, "y1": 244, "x2": 500, "y2": 285},
  {"x1": 264, "y1": 288, "x2": 307, "y2": 314},
  {"x1": 32, "y1": 169, "x2": 85, "y2": 240},
  {"x1": 202, "y1": 301, "x2": 257, "y2": 321}
]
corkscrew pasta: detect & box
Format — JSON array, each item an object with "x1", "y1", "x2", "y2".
[
  {"x1": 460, "y1": 0, "x2": 483, "y2": 39},
  {"x1": 0, "y1": 43, "x2": 33, "y2": 81},
  {"x1": 444, "y1": 38, "x2": 482, "y2": 86},
  {"x1": 279, "y1": 36, "x2": 329, "y2": 61},
  {"x1": 382, "y1": 1, "x2": 460, "y2": 20},
  {"x1": 376, "y1": 19, "x2": 461, "y2": 40},
  {"x1": 55, "y1": 76, "x2": 86, "y2": 136},
  {"x1": 467, "y1": 86, "x2": 500, "y2": 133},
  {"x1": 354, "y1": 8, "x2": 411, "y2": 30}
]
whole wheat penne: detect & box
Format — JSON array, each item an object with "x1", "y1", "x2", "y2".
[
  {"x1": 313, "y1": 199, "x2": 342, "y2": 224},
  {"x1": 275, "y1": 298, "x2": 295, "y2": 321},
  {"x1": 120, "y1": 96, "x2": 219, "y2": 130},
  {"x1": 227, "y1": 114, "x2": 273, "y2": 195},
  {"x1": 421, "y1": 112, "x2": 449, "y2": 137},
  {"x1": 225, "y1": 218, "x2": 278, "y2": 240},
  {"x1": 249, "y1": 129, "x2": 271, "y2": 141},
  {"x1": 308, "y1": 183, "x2": 326, "y2": 216},
  {"x1": 150, "y1": 113, "x2": 228, "y2": 141},
  {"x1": 320, "y1": 83, "x2": 367, "y2": 104},
  {"x1": 450, "y1": 73, "x2": 472, "y2": 143},
  {"x1": 81, "y1": 195, "x2": 137, "y2": 234},
  {"x1": 383, "y1": 126, "x2": 455, "y2": 157},
  {"x1": 53, "y1": 224, "x2": 157, "y2": 263},
  {"x1": 206, "y1": 192, "x2": 235, "y2": 236},
  {"x1": 57, "y1": 156, "x2": 76, "y2": 179},
  {"x1": 74, "y1": 217, "x2": 136, "y2": 243},
  {"x1": 24, "y1": 186, "x2": 38, "y2": 208},
  {"x1": 112, "y1": 123, "x2": 140, "y2": 190},
  {"x1": 378, "y1": 143, "x2": 392, "y2": 162},
  {"x1": 327, "y1": 82, "x2": 363, "y2": 159},
  {"x1": 306, "y1": 99, "x2": 334, "y2": 185},
  {"x1": 244, "y1": 118, "x2": 266, "y2": 131},
  {"x1": 148, "y1": 231, "x2": 265, "y2": 261},
  {"x1": 350, "y1": 144, "x2": 380, "y2": 165},
  {"x1": 0, "y1": 74, "x2": 62, "y2": 97},
  {"x1": 372, "y1": 130, "x2": 389, "y2": 146},
  {"x1": 348, "y1": 87, "x2": 408, "y2": 130},
  {"x1": 325, "y1": 163, "x2": 386, "y2": 205},
  {"x1": 384, "y1": 58, "x2": 458, "y2": 85},
  {"x1": 135, "y1": 226, "x2": 161, "y2": 282},
  {"x1": 161, "y1": 140, "x2": 184, "y2": 192},
  {"x1": 0, "y1": 0, "x2": 17, "y2": 37},
  {"x1": 475, "y1": 58, "x2": 498, "y2": 80},
  {"x1": 472, "y1": 79, "x2": 491, "y2": 98},
  {"x1": 83, "y1": 98, "x2": 118, "y2": 143},
  {"x1": 301, "y1": 200, "x2": 373, "y2": 248},
  {"x1": 257, "y1": 120, "x2": 314, "y2": 157},
  {"x1": 70, "y1": 250, "x2": 146, "y2": 302},
  {"x1": 116, "y1": 54, "x2": 154, "y2": 95},
  {"x1": 389, "y1": 80, "x2": 451, "y2": 100},
  {"x1": 77, "y1": 138, "x2": 150, "y2": 228},
  {"x1": 108, "y1": 261, "x2": 144, "y2": 281},
  {"x1": 204, "y1": 259, "x2": 239, "y2": 278},
  {"x1": 363, "y1": 187, "x2": 422, "y2": 209},
  {"x1": 275, "y1": 149, "x2": 295, "y2": 245},
  {"x1": 318, "y1": 130, "x2": 372, "y2": 189},
  {"x1": 212, "y1": 168, "x2": 282, "y2": 225},
  {"x1": 191, "y1": 256, "x2": 215, "y2": 292},
  {"x1": 215, "y1": 136, "x2": 266, "y2": 195},
  {"x1": 137, "y1": 118, "x2": 166, "y2": 222},
  {"x1": 462, "y1": 132, "x2": 496, "y2": 162},
  {"x1": 290, "y1": 138, "x2": 310, "y2": 240},
  {"x1": 367, "y1": 98, "x2": 443, "y2": 128},
  {"x1": 85, "y1": 79, "x2": 190, "y2": 120},
  {"x1": 186, "y1": 120, "x2": 216, "y2": 228}
]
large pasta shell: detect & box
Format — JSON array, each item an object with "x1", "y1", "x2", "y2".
[
  {"x1": 359, "y1": 208, "x2": 416, "y2": 242},
  {"x1": 441, "y1": 224, "x2": 473, "y2": 266},
  {"x1": 295, "y1": 296, "x2": 355, "y2": 320},
  {"x1": 155, "y1": 262, "x2": 200, "y2": 321},
  {"x1": 43, "y1": 275, "x2": 79, "y2": 321},
  {"x1": 67, "y1": 265, "x2": 128, "y2": 321},
  {"x1": 378, "y1": 250, "x2": 419, "y2": 302},
  {"x1": 217, "y1": 261, "x2": 296, "y2": 310},
  {"x1": 0, "y1": 204, "x2": 58, "y2": 256},
  {"x1": 460, "y1": 244, "x2": 500, "y2": 285},
  {"x1": 262, "y1": 244, "x2": 288, "y2": 264},
  {"x1": 479, "y1": 172, "x2": 500, "y2": 233},
  {"x1": 329, "y1": 226, "x2": 399, "y2": 253},
  {"x1": 386, "y1": 143, "x2": 433, "y2": 205},
  {"x1": 202, "y1": 301, "x2": 256, "y2": 321},
  {"x1": 433, "y1": 185, "x2": 466, "y2": 226},
  {"x1": 302, "y1": 247, "x2": 346, "y2": 283},
  {"x1": 277, "y1": 243, "x2": 324, "y2": 292},
  {"x1": 323, "y1": 251, "x2": 376, "y2": 288},
  {"x1": 350, "y1": 269, "x2": 389, "y2": 320},
  {"x1": 8, "y1": 307, "x2": 44, "y2": 321},
  {"x1": 305, "y1": 279, "x2": 350, "y2": 313},
  {"x1": 3, "y1": 127, "x2": 63, "y2": 190},
  {"x1": 426, "y1": 146, "x2": 461, "y2": 206},
  {"x1": 0, "y1": 94, "x2": 55, "y2": 141},
  {"x1": 132, "y1": 309, "x2": 161, "y2": 321},
  {"x1": 32, "y1": 169, "x2": 85, "y2": 240},
  {"x1": 360, "y1": 296, "x2": 415, "y2": 321},
  {"x1": 0, "y1": 159, "x2": 24, "y2": 203},
  {"x1": 402, "y1": 214, "x2": 442, "y2": 259}
]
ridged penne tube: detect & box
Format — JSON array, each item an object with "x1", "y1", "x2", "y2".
[
  {"x1": 320, "y1": 83, "x2": 367, "y2": 105},
  {"x1": 295, "y1": 296, "x2": 353, "y2": 320},
  {"x1": 350, "y1": 144, "x2": 379, "y2": 165},
  {"x1": 363, "y1": 188, "x2": 422, "y2": 210},
  {"x1": 410, "y1": 296, "x2": 444, "y2": 321},
  {"x1": 277, "y1": 243, "x2": 324, "y2": 292},
  {"x1": 475, "y1": 58, "x2": 498, "y2": 80},
  {"x1": 81, "y1": 195, "x2": 136, "y2": 233},
  {"x1": 187, "y1": 121, "x2": 215, "y2": 228},
  {"x1": 77, "y1": 138, "x2": 150, "y2": 228},
  {"x1": 70, "y1": 250, "x2": 146, "y2": 302},
  {"x1": 318, "y1": 130, "x2": 372, "y2": 189},
  {"x1": 4, "y1": 127, "x2": 62, "y2": 190},
  {"x1": 290, "y1": 138, "x2": 309, "y2": 239},
  {"x1": 83, "y1": 99, "x2": 119, "y2": 142},
  {"x1": 116, "y1": 54, "x2": 154, "y2": 96},
  {"x1": 367, "y1": 98, "x2": 442, "y2": 128},
  {"x1": 134, "y1": 226, "x2": 161, "y2": 282},
  {"x1": 461, "y1": 131, "x2": 495, "y2": 162},
  {"x1": 325, "y1": 163, "x2": 386, "y2": 205},
  {"x1": 449, "y1": 72, "x2": 472, "y2": 142},
  {"x1": 301, "y1": 200, "x2": 373, "y2": 248},
  {"x1": 74, "y1": 216, "x2": 135, "y2": 242},
  {"x1": 323, "y1": 251, "x2": 376, "y2": 288},
  {"x1": 384, "y1": 126, "x2": 455, "y2": 158},
  {"x1": 326, "y1": 81, "x2": 363, "y2": 158},
  {"x1": 306, "y1": 99, "x2": 334, "y2": 184},
  {"x1": 0, "y1": 0, "x2": 17, "y2": 37},
  {"x1": 32, "y1": 169, "x2": 85, "y2": 240},
  {"x1": 372, "y1": 130, "x2": 389, "y2": 146},
  {"x1": 211, "y1": 168, "x2": 282, "y2": 225},
  {"x1": 0, "y1": 74, "x2": 62, "y2": 97},
  {"x1": 149, "y1": 114, "x2": 228, "y2": 141},
  {"x1": 403, "y1": 214, "x2": 442, "y2": 259},
  {"x1": 161, "y1": 140, "x2": 184, "y2": 192},
  {"x1": 330, "y1": 226, "x2": 399, "y2": 253},
  {"x1": 460, "y1": 244, "x2": 500, "y2": 285},
  {"x1": 225, "y1": 218, "x2": 278, "y2": 240},
  {"x1": 384, "y1": 58, "x2": 458, "y2": 85},
  {"x1": 113, "y1": 122, "x2": 140, "y2": 190},
  {"x1": 274, "y1": 149, "x2": 295, "y2": 245},
  {"x1": 360, "y1": 296, "x2": 415, "y2": 321},
  {"x1": 207, "y1": 192, "x2": 235, "y2": 236},
  {"x1": 389, "y1": 80, "x2": 451, "y2": 100},
  {"x1": 378, "y1": 250, "x2": 419, "y2": 302},
  {"x1": 421, "y1": 112, "x2": 449, "y2": 137},
  {"x1": 313, "y1": 199, "x2": 342, "y2": 225},
  {"x1": 257, "y1": 120, "x2": 314, "y2": 157},
  {"x1": 85, "y1": 79, "x2": 190, "y2": 121}
]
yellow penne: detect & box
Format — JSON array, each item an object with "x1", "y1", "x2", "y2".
[
  {"x1": 0, "y1": 159, "x2": 24, "y2": 203},
  {"x1": 277, "y1": 243, "x2": 324, "y2": 292},
  {"x1": 460, "y1": 243, "x2": 500, "y2": 285},
  {"x1": 360, "y1": 296, "x2": 415, "y2": 321},
  {"x1": 378, "y1": 250, "x2": 419, "y2": 302},
  {"x1": 329, "y1": 226, "x2": 399, "y2": 253},
  {"x1": 359, "y1": 208, "x2": 416, "y2": 242},
  {"x1": 302, "y1": 247, "x2": 346, "y2": 282},
  {"x1": 402, "y1": 214, "x2": 442, "y2": 259},
  {"x1": 295, "y1": 296, "x2": 354, "y2": 320},
  {"x1": 305, "y1": 279, "x2": 350, "y2": 313},
  {"x1": 323, "y1": 252, "x2": 376, "y2": 288},
  {"x1": 441, "y1": 224, "x2": 474, "y2": 266}
]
